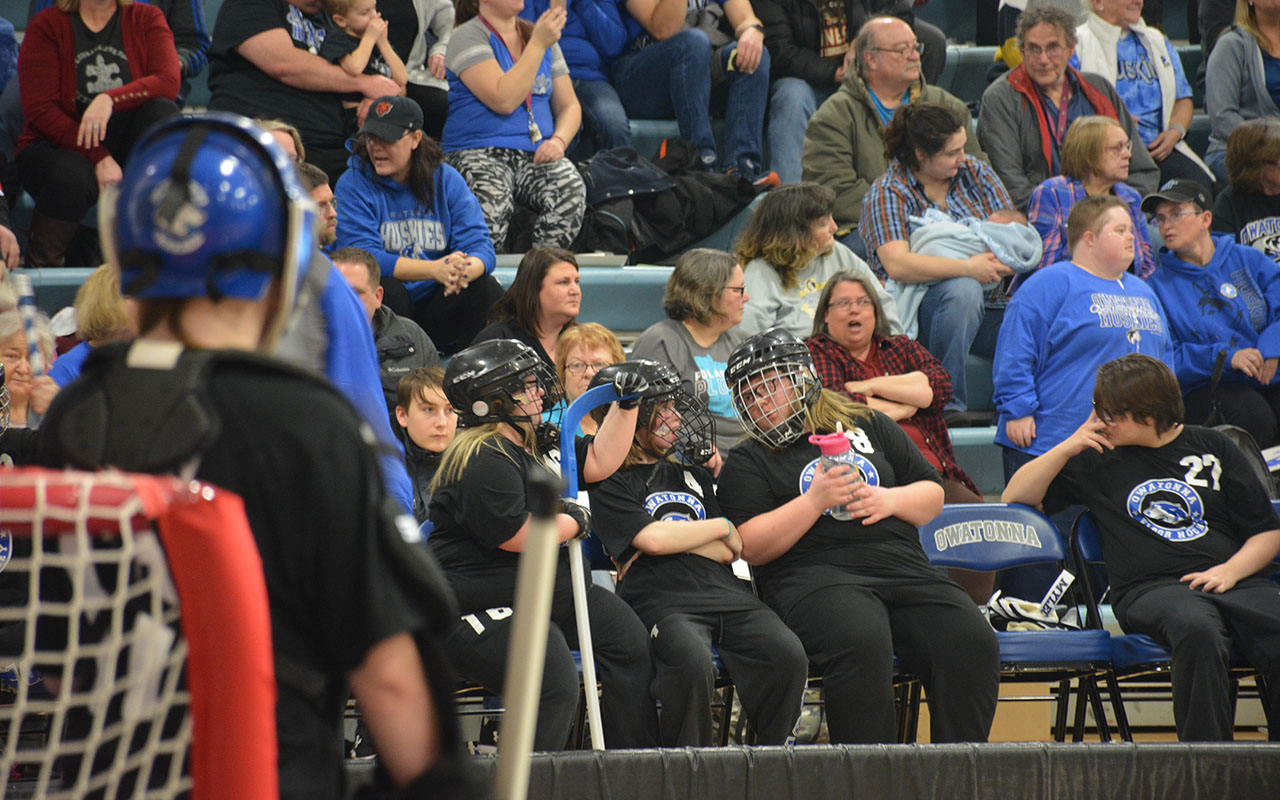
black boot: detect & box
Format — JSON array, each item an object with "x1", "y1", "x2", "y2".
[{"x1": 25, "y1": 213, "x2": 80, "y2": 268}]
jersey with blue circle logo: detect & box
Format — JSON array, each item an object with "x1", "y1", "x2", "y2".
[
  {"x1": 798, "y1": 453, "x2": 881, "y2": 515},
  {"x1": 644, "y1": 491, "x2": 707, "y2": 522},
  {"x1": 1126, "y1": 479, "x2": 1208, "y2": 541}
]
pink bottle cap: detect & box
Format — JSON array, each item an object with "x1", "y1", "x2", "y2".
[{"x1": 807, "y1": 431, "x2": 851, "y2": 456}]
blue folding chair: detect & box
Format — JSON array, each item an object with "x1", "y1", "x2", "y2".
[{"x1": 917, "y1": 503, "x2": 1117, "y2": 741}]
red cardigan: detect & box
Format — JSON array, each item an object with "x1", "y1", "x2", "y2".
[{"x1": 17, "y1": 4, "x2": 180, "y2": 165}]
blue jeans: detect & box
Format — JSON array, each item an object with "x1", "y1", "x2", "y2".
[
  {"x1": 917, "y1": 276, "x2": 985, "y2": 412},
  {"x1": 837, "y1": 227, "x2": 869, "y2": 261},
  {"x1": 572, "y1": 78, "x2": 632, "y2": 152},
  {"x1": 1205, "y1": 148, "x2": 1228, "y2": 185},
  {"x1": 612, "y1": 30, "x2": 770, "y2": 171},
  {"x1": 767, "y1": 78, "x2": 835, "y2": 184}
]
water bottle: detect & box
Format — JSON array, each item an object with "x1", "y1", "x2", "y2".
[{"x1": 808, "y1": 429, "x2": 861, "y2": 521}]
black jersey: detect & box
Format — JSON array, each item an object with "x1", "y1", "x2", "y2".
[
  {"x1": 1046, "y1": 425, "x2": 1280, "y2": 609},
  {"x1": 37, "y1": 344, "x2": 432, "y2": 800},
  {"x1": 428, "y1": 434, "x2": 590, "y2": 612},
  {"x1": 590, "y1": 460, "x2": 760, "y2": 627},
  {"x1": 716, "y1": 409, "x2": 943, "y2": 617}
]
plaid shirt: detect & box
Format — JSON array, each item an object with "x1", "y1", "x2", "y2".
[
  {"x1": 806, "y1": 333, "x2": 979, "y2": 494},
  {"x1": 858, "y1": 158, "x2": 1015, "y2": 278}
]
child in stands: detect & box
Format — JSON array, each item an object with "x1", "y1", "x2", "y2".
[{"x1": 396, "y1": 366, "x2": 458, "y2": 524}]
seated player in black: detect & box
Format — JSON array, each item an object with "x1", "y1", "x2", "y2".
[
  {"x1": 715, "y1": 328, "x2": 999, "y2": 745},
  {"x1": 427, "y1": 338, "x2": 659, "y2": 750},
  {"x1": 1003, "y1": 353, "x2": 1280, "y2": 742},
  {"x1": 33, "y1": 113, "x2": 466, "y2": 800},
  {"x1": 586, "y1": 359, "x2": 808, "y2": 746}
]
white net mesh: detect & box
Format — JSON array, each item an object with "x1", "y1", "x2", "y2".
[{"x1": 0, "y1": 471, "x2": 193, "y2": 799}]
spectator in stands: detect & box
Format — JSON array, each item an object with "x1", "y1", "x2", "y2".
[
  {"x1": 588, "y1": 359, "x2": 809, "y2": 746},
  {"x1": 611, "y1": 0, "x2": 775, "y2": 182},
  {"x1": 331, "y1": 246, "x2": 441, "y2": 412},
  {"x1": 1143, "y1": 179, "x2": 1280, "y2": 447},
  {"x1": 1212, "y1": 118, "x2": 1280, "y2": 262},
  {"x1": 258, "y1": 117, "x2": 307, "y2": 162},
  {"x1": 802, "y1": 16, "x2": 981, "y2": 257},
  {"x1": 717, "y1": 327, "x2": 999, "y2": 744},
  {"x1": 442, "y1": 0, "x2": 587, "y2": 252},
  {"x1": 47, "y1": 263, "x2": 135, "y2": 388},
  {"x1": 521, "y1": 0, "x2": 632, "y2": 153},
  {"x1": 0, "y1": 181, "x2": 17, "y2": 269},
  {"x1": 977, "y1": 3, "x2": 1158, "y2": 212},
  {"x1": 429, "y1": 338, "x2": 658, "y2": 751},
  {"x1": 860, "y1": 103, "x2": 1015, "y2": 415},
  {"x1": 403, "y1": 0, "x2": 453, "y2": 139},
  {"x1": 763, "y1": 4, "x2": 945, "y2": 185},
  {"x1": 1003, "y1": 353, "x2": 1280, "y2": 743},
  {"x1": 0, "y1": 283, "x2": 57, "y2": 429},
  {"x1": 805, "y1": 269, "x2": 993, "y2": 602},
  {"x1": 1026, "y1": 115, "x2": 1156, "y2": 282},
  {"x1": 296, "y1": 162, "x2": 338, "y2": 250},
  {"x1": 207, "y1": 0, "x2": 401, "y2": 181},
  {"x1": 994, "y1": 194, "x2": 1173, "y2": 479},
  {"x1": 394, "y1": 365, "x2": 456, "y2": 523},
  {"x1": 30, "y1": 0, "x2": 212, "y2": 104},
  {"x1": 321, "y1": 0, "x2": 410, "y2": 137},
  {"x1": 1073, "y1": 0, "x2": 1216, "y2": 193},
  {"x1": 16, "y1": 0, "x2": 181, "y2": 267},
  {"x1": 474, "y1": 246, "x2": 579, "y2": 363},
  {"x1": 632, "y1": 248, "x2": 749, "y2": 464},
  {"x1": 1205, "y1": 0, "x2": 1280, "y2": 185},
  {"x1": 735, "y1": 182, "x2": 901, "y2": 339},
  {"x1": 555, "y1": 322, "x2": 626, "y2": 436},
  {"x1": 335, "y1": 95, "x2": 500, "y2": 356}
]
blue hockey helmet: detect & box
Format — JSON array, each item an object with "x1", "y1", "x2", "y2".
[{"x1": 100, "y1": 112, "x2": 317, "y2": 312}]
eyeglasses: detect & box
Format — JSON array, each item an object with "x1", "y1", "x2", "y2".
[
  {"x1": 1152, "y1": 208, "x2": 1200, "y2": 227},
  {"x1": 748, "y1": 377, "x2": 789, "y2": 401},
  {"x1": 1092, "y1": 403, "x2": 1116, "y2": 424},
  {"x1": 829, "y1": 297, "x2": 875, "y2": 311},
  {"x1": 723, "y1": 285, "x2": 747, "y2": 296},
  {"x1": 871, "y1": 41, "x2": 924, "y2": 58},
  {"x1": 1022, "y1": 42, "x2": 1067, "y2": 59},
  {"x1": 1105, "y1": 140, "x2": 1133, "y2": 156},
  {"x1": 565, "y1": 360, "x2": 610, "y2": 374}
]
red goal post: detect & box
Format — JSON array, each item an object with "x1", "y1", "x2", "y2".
[{"x1": 0, "y1": 468, "x2": 278, "y2": 799}]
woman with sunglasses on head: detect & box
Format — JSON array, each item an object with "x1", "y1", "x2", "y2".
[
  {"x1": 715, "y1": 327, "x2": 999, "y2": 744},
  {"x1": 1024, "y1": 115, "x2": 1157, "y2": 288},
  {"x1": 631, "y1": 249, "x2": 750, "y2": 472},
  {"x1": 427, "y1": 338, "x2": 658, "y2": 750},
  {"x1": 588, "y1": 358, "x2": 807, "y2": 746},
  {"x1": 335, "y1": 94, "x2": 501, "y2": 356}
]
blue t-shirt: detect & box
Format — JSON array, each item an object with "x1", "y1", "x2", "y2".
[
  {"x1": 1263, "y1": 50, "x2": 1280, "y2": 110},
  {"x1": 1070, "y1": 33, "x2": 1191, "y2": 146}
]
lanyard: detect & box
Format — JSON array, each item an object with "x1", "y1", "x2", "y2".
[
  {"x1": 477, "y1": 13, "x2": 541, "y2": 141},
  {"x1": 1046, "y1": 79, "x2": 1071, "y2": 147}
]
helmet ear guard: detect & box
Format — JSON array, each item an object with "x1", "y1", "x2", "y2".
[
  {"x1": 444, "y1": 339, "x2": 565, "y2": 430},
  {"x1": 588, "y1": 360, "x2": 715, "y2": 465}
]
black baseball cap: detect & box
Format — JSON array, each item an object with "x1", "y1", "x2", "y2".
[
  {"x1": 357, "y1": 95, "x2": 423, "y2": 141},
  {"x1": 1140, "y1": 179, "x2": 1211, "y2": 214}
]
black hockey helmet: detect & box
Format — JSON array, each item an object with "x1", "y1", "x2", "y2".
[
  {"x1": 589, "y1": 359, "x2": 715, "y2": 464},
  {"x1": 444, "y1": 339, "x2": 564, "y2": 428},
  {"x1": 725, "y1": 327, "x2": 821, "y2": 448}
]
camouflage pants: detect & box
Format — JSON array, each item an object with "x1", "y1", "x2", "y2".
[{"x1": 445, "y1": 147, "x2": 586, "y2": 253}]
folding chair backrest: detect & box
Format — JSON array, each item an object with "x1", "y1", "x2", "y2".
[
  {"x1": 1072, "y1": 511, "x2": 1105, "y2": 565},
  {"x1": 917, "y1": 503, "x2": 1066, "y2": 571}
]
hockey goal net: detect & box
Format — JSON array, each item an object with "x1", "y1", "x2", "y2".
[{"x1": 0, "y1": 468, "x2": 277, "y2": 799}]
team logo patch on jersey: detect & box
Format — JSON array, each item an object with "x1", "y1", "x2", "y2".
[
  {"x1": 1126, "y1": 479, "x2": 1207, "y2": 541},
  {"x1": 1219, "y1": 282, "x2": 1238, "y2": 300},
  {"x1": 644, "y1": 491, "x2": 706, "y2": 522},
  {"x1": 0, "y1": 530, "x2": 10, "y2": 573},
  {"x1": 799, "y1": 455, "x2": 880, "y2": 514}
]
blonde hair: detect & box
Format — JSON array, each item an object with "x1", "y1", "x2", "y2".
[
  {"x1": 555, "y1": 322, "x2": 624, "y2": 393},
  {"x1": 1237, "y1": 0, "x2": 1265, "y2": 41},
  {"x1": 75, "y1": 265, "x2": 132, "y2": 344},
  {"x1": 430, "y1": 424, "x2": 543, "y2": 494},
  {"x1": 255, "y1": 119, "x2": 305, "y2": 163},
  {"x1": 1060, "y1": 116, "x2": 1124, "y2": 182},
  {"x1": 805, "y1": 388, "x2": 873, "y2": 435},
  {"x1": 0, "y1": 281, "x2": 55, "y2": 372}
]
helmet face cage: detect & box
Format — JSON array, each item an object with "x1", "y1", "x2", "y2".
[
  {"x1": 730, "y1": 355, "x2": 819, "y2": 449},
  {"x1": 645, "y1": 386, "x2": 716, "y2": 466},
  {"x1": 452, "y1": 352, "x2": 565, "y2": 431}
]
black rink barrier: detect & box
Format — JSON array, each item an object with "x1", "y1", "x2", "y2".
[{"x1": 347, "y1": 743, "x2": 1280, "y2": 799}]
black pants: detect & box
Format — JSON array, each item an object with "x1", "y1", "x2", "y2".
[
  {"x1": 648, "y1": 608, "x2": 807, "y2": 746},
  {"x1": 406, "y1": 275, "x2": 505, "y2": 356},
  {"x1": 1157, "y1": 148, "x2": 1219, "y2": 197},
  {"x1": 1183, "y1": 382, "x2": 1280, "y2": 448},
  {"x1": 1119, "y1": 577, "x2": 1280, "y2": 741},
  {"x1": 406, "y1": 84, "x2": 449, "y2": 141},
  {"x1": 445, "y1": 584, "x2": 658, "y2": 750},
  {"x1": 15, "y1": 97, "x2": 179, "y2": 221},
  {"x1": 776, "y1": 578, "x2": 999, "y2": 744}
]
